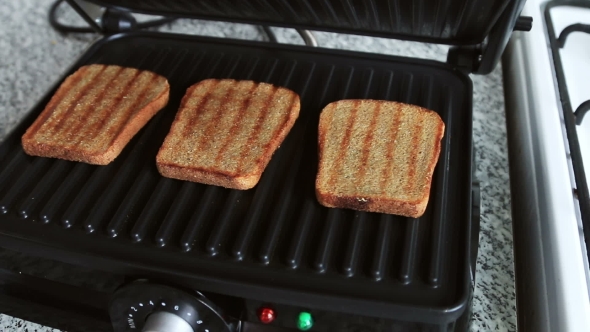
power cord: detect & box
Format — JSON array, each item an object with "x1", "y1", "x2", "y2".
[
  {"x1": 49, "y1": 0, "x2": 93, "y2": 33},
  {"x1": 49, "y1": 0, "x2": 176, "y2": 34},
  {"x1": 49, "y1": 0, "x2": 313, "y2": 46}
]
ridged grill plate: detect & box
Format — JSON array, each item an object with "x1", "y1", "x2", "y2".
[{"x1": 0, "y1": 32, "x2": 473, "y2": 323}]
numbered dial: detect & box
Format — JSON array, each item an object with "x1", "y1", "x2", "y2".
[{"x1": 109, "y1": 281, "x2": 232, "y2": 332}]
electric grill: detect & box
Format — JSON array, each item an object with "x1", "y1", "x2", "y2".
[{"x1": 0, "y1": 1, "x2": 530, "y2": 331}]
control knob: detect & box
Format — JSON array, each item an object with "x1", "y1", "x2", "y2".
[{"x1": 109, "y1": 281, "x2": 232, "y2": 332}]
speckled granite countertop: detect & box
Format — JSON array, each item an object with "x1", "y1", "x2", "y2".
[{"x1": 0, "y1": 0, "x2": 516, "y2": 331}]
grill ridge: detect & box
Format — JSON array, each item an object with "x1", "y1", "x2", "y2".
[
  {"x1": 365, "y1": 0, "x2": 380, "y2": 30},
  {"x1": 106, "y1": 168, "x2": 156, "y2": 237},
  {"x1": 321, "y1": 0, "x2": 341, "y2": 26},
  {"x1": 0, "y1": 149, "x2": 27, "y2": 203},
  {"x1": 399, "y1": 217, "x2": 419, "y2": 284},
  {"x1": 276, "y1": 0, "x2": 298, "y2": 21},
  {"x1": 0, "y1": 134, "x2": 19, "y2": 163},
  {"x1": 371, "y1": 214, "x2": 393, "y2": 280},
  {"x1": 342, "y1": 213, "x2": 367, "y2": 277},
  {"x1": 155, "y1": 182, "x2": 199, "y2": 247},
  {"x1": 39, "y1": 163, "x2": 92, "y2": 224},
  {"x1": 130, "y1": 179, "x2": 180, "y2": 242},
  {"x1": 205, "y1": 190, "x2": 245, "y2": 256},
  {"x1": 60, "y1": 152, "x2": 124, "y2": 228},
  {"x1": 342, "y1": 0, "x2": 361, "y2": 29},
  {"x1": 451, "y1": 0, "x2": 473, "y2": 36},
  {"x1": 0, "y1": 157, "x2": 52, "y2": 214},
  {"x1": 388, "y1": 0, "x2": 402, "y2": 32},
  {"x1": 428, "y1": 87, "x2": 453, "y2": 287},
  {"x1": 300, "y1": 0, "x2": 322, "y2": 23},
  {"x1": 180, "y1": 186, "x2": 221, "y2": 252},
  {"x1": 18, "y1": 160, "x2": 73, "y2": 220},
  {"x1": 433, "y1": 0, "x2": 449, "y2": 37}
]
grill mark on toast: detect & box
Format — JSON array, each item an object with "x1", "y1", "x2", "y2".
[
  {"x1": 251, "y1": 92, "x2": 297, "y2": 170},
  {"x1": 83, "y1": 69, "x2": 143, "y2": 141},
  {"x1": 80, "y1": 70, "x2": 146, "y2": 143},
  {"x1": 379, "y1": 103, "x2": 403, "y2": 194},
  {"x1": 166, "y1": 80, "x2": 220, "y2": 161},
  {"x1": 326, "y1": 100, "x2": 360, "y2": 189},
  {"x1": 317, "y1": 102, "x2": 337, "y2": 188},
  {"x1": 181, "y1": 80, "x2": 221, "y2": 139},
  {"x1": 156, "y1": 79, "x2": 205, "y2": 163},
  {"x1": 178, "y1": 81, "x2": 219, "y2": 143},
  {"x1": 50, "y1": 65, "x2": 108, "y2": 133},
  {"x1": 102, "y1": 73, "x2": 160, "y2": 147},
  {"x1": 256, "y1": 95, "x2": 298, "y2": 163},
  {"x1": 233, "y1": 86, "x2": 279, "y2": 175},
  {"x1": 190, "y1": 81, "x2": 238, "y2": 156},
  {"x1": 355, "y1": 102, "x2": 381, "y2": 186},
  {"x1": 404, "y1": 112, "x2": 425, "y2": 192},
  {"x1": 59, "y1": 66, "x2": 128, "y2": 145},
  {"x1": 24, "y1": 66, "x2": 91, "y2": 139},
  {"x1": 213, "y1": 83, "x2": 259, "y2": 165},
  {"x1": 318, "y1": 105, "x2": 336, "y2": 154}
]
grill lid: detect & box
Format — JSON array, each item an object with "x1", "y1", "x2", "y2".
[
  {"x1": 84, "y1": 0, "x2": 508, "y2": 45},
  {"x1": 77, "y1": 0, "x2": 530, "y2": 74}
]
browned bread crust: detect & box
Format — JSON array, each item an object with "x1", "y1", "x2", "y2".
[
  {"x1": 21, "y1": 64, "x2": 170, "y2": 165},
  {"x1": 156, "y1": 79, "x2": 300, "y2": 190},
  {"x1": 315, "y1": 100, "x2": 445, "y2": 218}
]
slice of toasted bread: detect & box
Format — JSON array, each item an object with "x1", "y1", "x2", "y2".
[
  {"x1": 22, "y1": 64, "x2": 170, "y2": 165},
  {"x1": 315, "y1": 100, "x2": 445, "y2": 218},
  {"x1": 156, "y1": 79, "x2": 300, "y2": 190}
]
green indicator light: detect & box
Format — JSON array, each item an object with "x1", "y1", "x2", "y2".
[{"x1": 297, "y1": 311, "x2": 313, "y2": 331}]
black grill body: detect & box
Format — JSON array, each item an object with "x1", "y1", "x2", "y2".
[{"x1": 0, "y1": 32, "x2": 476, "y2": 331}]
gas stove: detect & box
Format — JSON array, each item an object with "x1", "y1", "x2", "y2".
[{"x1": 503, "y1": 0, "x2": 590, "y2": 330}]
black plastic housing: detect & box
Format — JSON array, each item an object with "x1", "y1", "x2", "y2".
[{"x1": 0, "y1": 32, "x2": 475, "y2": 330}]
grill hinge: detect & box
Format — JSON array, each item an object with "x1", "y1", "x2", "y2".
[{"x1": 447, "y1": 46, "x2": 481, "y2": 74}]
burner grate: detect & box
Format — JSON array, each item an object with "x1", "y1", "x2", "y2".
[{"x1": 545, "y1": 0, "x2": 590, "y2": 268}]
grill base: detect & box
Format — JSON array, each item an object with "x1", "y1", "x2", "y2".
[{"x1": 0, "y1": 32, "x2": 475, "y2": 328}]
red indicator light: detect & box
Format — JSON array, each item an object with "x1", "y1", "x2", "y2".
[{"x1": 258, "y1": 307, "x2": 276, "y2": 324}]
